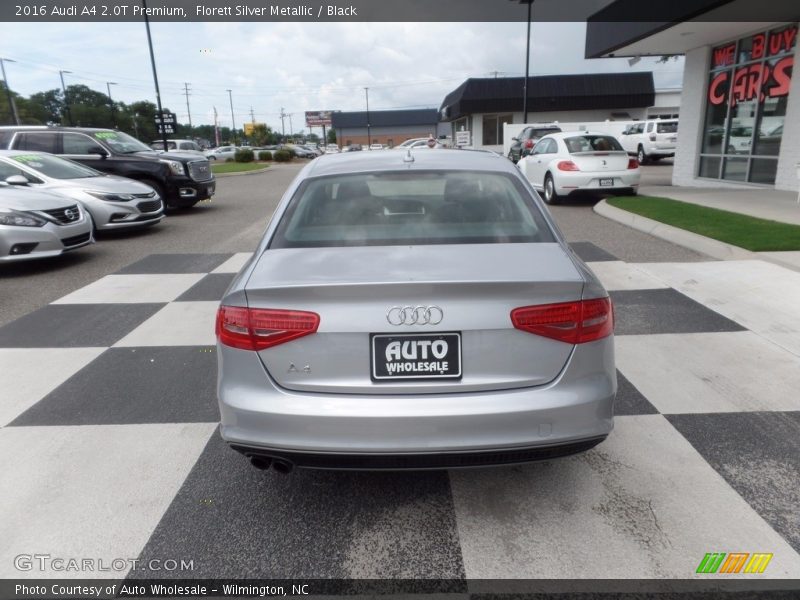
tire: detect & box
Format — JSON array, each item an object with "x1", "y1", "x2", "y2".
[
  {"x1": 637, "y1": 145, "x2": 648, "y2": 165},
  {"x1": 543, "y1": 173, "x2": 561, "y2": 205},
  {"x1": 139, "y1": 178, "x2": 180, "y2": 211}
]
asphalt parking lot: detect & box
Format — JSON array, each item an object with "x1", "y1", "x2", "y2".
[{"x1": 2, "y1": 161, "x2": 800, "y2": 583}]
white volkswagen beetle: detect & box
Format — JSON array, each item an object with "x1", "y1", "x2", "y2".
[{"x1": 517, "y1": 131, "x2": 640, "y2": 204}]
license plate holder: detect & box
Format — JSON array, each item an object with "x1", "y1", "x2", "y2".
[
  {"x1": 371, "y1": 332, "x2": 462, "y2": 381},
  {"x1": 599, "y1": 178, "x2": 614, "y2": 187}
]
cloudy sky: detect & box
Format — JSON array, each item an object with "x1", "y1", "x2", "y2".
[{"x1": 0, "y1": 21, "x2": 684, "y2": 132}]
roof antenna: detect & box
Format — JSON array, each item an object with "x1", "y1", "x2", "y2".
[{"x1": 403, "y1": 149, "x2": 414, "y2": 163}]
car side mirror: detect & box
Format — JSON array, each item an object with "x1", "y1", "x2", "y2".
[
  {"x1": 511, "y1": 137, "x2": 519, "y2": 142},
  {"x1": 5, "y1": 175, "x2": 29, "y2": 186},
  {"x1": 87, "y1": 146, "x2": 108, "y2": 158}
]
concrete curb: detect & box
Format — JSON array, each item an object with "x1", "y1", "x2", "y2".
[
  {"x1": 593, "y1": 199, "x2": 758, "y2": 261},
  {"x1": 212, "y1": 165, "x2": 271, "y2": 178}
]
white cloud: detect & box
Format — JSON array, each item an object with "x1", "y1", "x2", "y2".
[{"x1": 0, "y1": 21, "x2": 684, "y2": 130}]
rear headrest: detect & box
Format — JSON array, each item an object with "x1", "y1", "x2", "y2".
[
  {"x1": 444, "y1": 178, "x2": 481, "y2": 203},
  {"x1": 337, "y1": 180, "x2": 371, "y2": 199}
]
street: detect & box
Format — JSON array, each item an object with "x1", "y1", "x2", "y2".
[{"x1": 2, "y1": 162, "x2": 799, "y2": 582}]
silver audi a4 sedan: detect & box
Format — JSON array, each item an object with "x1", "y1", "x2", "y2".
[
  {"x1": 0, "y1": 151, "x2": 163, "y2": 231},
  {"x1": 217, "y1": 149, "x2": 616, "y2": 472}
]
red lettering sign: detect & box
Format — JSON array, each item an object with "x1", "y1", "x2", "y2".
[
  {"x1": 712, "y1": 43, "x2": 736, "y2": 68},
  {"x1": 752, "y1": 33, "x2": 766, "y2": 60},
  {"x1": 768, "y1": 55, "x2": 793, "y2": 98},
  {"x1": 767, "y1": 25, "x2": 798, "y2": 57},
  {"x1": 708, "y1": 72, "x2": 728, "y2": 105}
]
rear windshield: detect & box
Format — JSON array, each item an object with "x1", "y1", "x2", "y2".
[
  {"x1": 657, "y1": 122, "x2": 678, "y2": 134},
  {"x1": 565, "y1": 135, "x2": 624, "y2": 153},
  {"x1": 270, "y1": 170, "x2": 555, "y2": 248}
]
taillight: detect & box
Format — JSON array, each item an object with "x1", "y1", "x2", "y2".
[
  {"x1": 557, "y1": 160, "x2": 580, "y2": 171},
  {"x1": 216, "y1": 306, "x2": 320, "y2": 351},
  {"x1": 627, "y1": 158, "x2": 639, "y2": 169},
  {"x1": 524, "y1": 139, "x2": 534, "y2": 149},
  {"x1": 511, "y1": 298, "x2": 613, "y2": 344}
]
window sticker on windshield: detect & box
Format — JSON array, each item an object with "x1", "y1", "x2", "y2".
[
  {"x1": 12, "y1": 155, "x2": 43, "y2": 165},
  {"x1": 94, "y1": 132, "x2": 117, "y2": 139}
]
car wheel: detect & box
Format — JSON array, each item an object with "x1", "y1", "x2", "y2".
[
  {"x1": 139, "y1": 179, "x2": 174, "y2": 210},
  {"x1": 543, "y1": 174, "x2": 561, "y2": 205},
  {"x1": 637, "y1": 146, "x2": 648, "y2": 165},
  {"x1": 208, "y1": 156, "x2": 217, "y2": 161}
]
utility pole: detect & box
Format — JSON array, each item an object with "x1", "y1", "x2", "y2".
[
  {"x1": 522, "y1": 0, "x2": 533, "y2": 124},
  {"x1": 106, "y1": 81, "x2": 117, "y2": 128},
  {"x1": 0, "y1": 58, "x2": 20, "y2": 125},
  {"x1": 59, "y1": 70, "x2": 73, "y2": 126},
  {"x1": 288, "y1": 114, "x2": 293, "y2": 140},
  {"x1": 364, "y1": 87, "x2": 371, "y2": 147},
  {"x1": 250, "y1": 106, "x2": 255, "y2": 124},
  {"x1": 213, "y1": 106, "x2": 220, "y2": 146},
  {"x1": 226, "y1": 89, "x2": 236, "y2": 145},
  {"x1": 183, "y1": 82, "x2": 192, "y2": 134},
  {"x1": 279, "y1": 107, "x2": 286, "y2": 139},
  {"x1": 142, "y1": 0, "x2": 168, "y2": 150}
]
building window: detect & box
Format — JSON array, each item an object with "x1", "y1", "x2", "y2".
[
  {"x1": 699, "y1": 23, "x2": 796, "y2": 184},
  {"x1": 482, "y1": 114, "x2": 514, "y2": 146}
]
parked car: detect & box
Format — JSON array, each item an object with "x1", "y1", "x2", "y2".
[
  {"x1": 507, "y1": 124, "x2": 562, "y2": 163},
  {"x1": 727, "y1": 126, "x2": 753, "y2": 154},
  {"x1": 619, "y1": 119, "x2": 678, "y2": 164},
  {"x1": 518, "y1": 131, "x2": 640, "y2": 204},
  {"x1": 151, "y1": 139, "x2": 204, "y2": 154},
  {"x1": 395, "y1": 138, "x2": 443, "y2": 150},
  {"x1": 300, "y1": 145, "x2": 323, "y2": 157},
  {"x1": 0, "y1": 183, "x2": 93, "y2": 261},
  {"x1": 216, "y1": 149, "x2": 615, "y2": 472},
  {"x1": 0, "y1": 126, "x2": 215, "y2": 209},
  {"x1": 205, "y1": 146, "x2": 239, "y2": 161},
  {"x1": 0, "y1": 150, "x2": 163, "y2": 232},
  {"x1": 369, "y1": 143, "x2": 384, "y2": 151},
  {"x1": 343, "y1": 144, "x2": 363, "y2": 152},
  {"x1": 286, "y1": 145, "x2": 315, "y2": 159},
  {"x1": 324, "y1": 144, "x2": 340, "y2": 154}
]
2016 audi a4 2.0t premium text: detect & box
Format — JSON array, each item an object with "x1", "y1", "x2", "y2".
[{"x1": 216, "y1": 149, "x2": 616, "y2": 472}]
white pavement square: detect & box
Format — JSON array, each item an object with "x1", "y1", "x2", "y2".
[
  {"x1": 450, "y1": 415, "x2": 800, "y2": 579},
  {"x1": 0, "y1": 423, "x2": 216, "y2": 578},
  {"x1": 52, "y1": 274, "x2": 206, "y2": 304},
  {"x1": 586, "y1": 261, "x2": 669, "y2": 291},
  {"x1": 0, "y1": 348, "x2": 105, "y2": 426},
  {"x1": 616, "y1": 331, "x2": 800, "y2": 414},
  {"x1": 113, "y1": 301, "x2": 219, "y2": 347},
  {"x1": 636, "y1": 260, "x2": 800, "y2": 357},
  {"x1": 211, "y1": 252, "x2": 253, "y2": 274}
]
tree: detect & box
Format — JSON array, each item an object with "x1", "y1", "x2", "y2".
[{"x1": 327, "y1": 128, "x2": 337, "y2": 143}]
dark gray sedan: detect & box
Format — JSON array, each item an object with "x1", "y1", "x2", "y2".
[{"x1": 216, "y1": 149, "x2": 616, "y2": 472}]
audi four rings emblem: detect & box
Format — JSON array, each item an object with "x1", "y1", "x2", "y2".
[{"x1": 387, "y1": 306, "x2": 444, "y2": 326}]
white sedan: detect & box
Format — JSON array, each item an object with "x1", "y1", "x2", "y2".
[{"x1": 518, "y1": 132, "x2": 640, "y2": 204}]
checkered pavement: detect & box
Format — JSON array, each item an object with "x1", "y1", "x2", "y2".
[{"x1": 1, "y1": 246, "x2": 800, "y2": 581}]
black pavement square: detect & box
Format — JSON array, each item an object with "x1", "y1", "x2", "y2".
[
  {"x1": 614, "y1": 370, "x2": 658, "y2": 416},
  {"x1": 116, "y1": 253, "x2": 232, "y2": 274},
  {"x1": 131, "y1": 435, "x2": 466, "y2": 579},
  {"x1": 667, "y1": 412, "x2": 800, "y2": 553},
  {"x1": 175, "y1": 273, "x2": 236, "y2": 302},
  {"x1": 0, "y1": 303, "x2": 164, "y2": 348},
  {"x1": 10, "y1": 346, "x2": 220, "y2": 426},
  {"x1": 569, "y1": 242, "x2": 618, "y2": 262},
  {"x1": 610, "y1": 289, "x2": 746, "y2": 336}
]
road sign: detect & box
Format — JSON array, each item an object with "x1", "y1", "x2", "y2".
[
  {"x1": 154, "y1": 111, "x2": 176, "y2": 125},
  {"x1": 455, "y1": 130, "x2": 471, "y2": 147},
  {"x1": 156, "y1": 123, "x2": 175, "y2": 135},
  {"x1": 305, "y1": 110, "x2": 332, "y2": 127}
]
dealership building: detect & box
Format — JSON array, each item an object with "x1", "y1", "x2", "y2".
[
  {"x1": 329, "y1": 109, "x2": 448, "y2": 148},
  {"x1": 586, "y1": 2, "x2": 799, "y2": 191},
  {"x1": 438, "y1": 72, "x2": 681, "y2": 151}
]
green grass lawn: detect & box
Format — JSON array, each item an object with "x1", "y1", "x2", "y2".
[
  {"x1": 606, "y1": 196, "x2": 800, "y2": 252},
  {"x1": 210, "y1": 162, "x2": 269, "y2": 174}
]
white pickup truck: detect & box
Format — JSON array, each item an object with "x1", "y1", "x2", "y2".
[{"x1": 619, "y1": 119, "x2": 679, "y2": 164}]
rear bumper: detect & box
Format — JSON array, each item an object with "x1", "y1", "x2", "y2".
[
  {"x1": 217, "y1": 336, "x2": 616, "y2": 466},
  {"x1": 230, "y1": 436, "x2": 607, "y2": 470}
]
